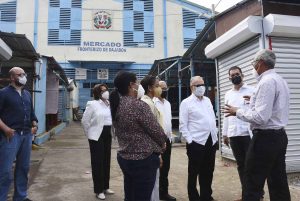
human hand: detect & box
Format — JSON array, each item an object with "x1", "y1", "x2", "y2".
[
  {"x1": 160, "y1": 156, "x2": 163, "y2": 168},
  {"x1": 223, "y1": 136, "x2": 230, "y2": 147},
  {"x1": 162, "y1": 142, "x2": 166, "y2": 153},
  {"x1": 4, "y1": 127, "x2": 15, "y2": 141},
  {"x1": 243, "y1": 95, "x2": 251, "y2": 101},
  {"x1": 31, "y1": 126, "x2": 38, "y2": 135},
  {"x1": 223, "y1": 104, "x2": 238, "y2": 117}
]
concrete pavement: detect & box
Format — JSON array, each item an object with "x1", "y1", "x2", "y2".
[{"x1": 22, "y1": 122, "x2": 300, "y2": 201}]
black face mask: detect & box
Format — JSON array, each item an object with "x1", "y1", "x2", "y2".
[
  {"x1": 231, "y1": 75, "x2": 242, "y2": 85},
  {"x1": 161, "y1": 91, "x2": 167, "y2": 99}
]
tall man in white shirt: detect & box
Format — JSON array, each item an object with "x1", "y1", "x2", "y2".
[
  {"x1": 154, "y1": 81, "x2": 176, "y2": 201},
  {"x1": 224, "y1": 49, "x2": 291, "y2": 201},
  {"x1": 222, "y1": 66, "x2": 255, "y2": 201},
  {"x1": 180, "y1": 76, "x2": 218, "y2": 201}
]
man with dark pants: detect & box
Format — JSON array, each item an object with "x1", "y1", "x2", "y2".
[
  {"x1": 0, "y1": 67, "x2": 38, "y2": 201},
  {"x1": 222, "y1": 66, "x2": 255, "y2": 201},
  {"x1": 180, "y1": 76, "x2": 218, "y2": 201},
  {"x1": 225, "y1": 49, "x2": 291, "y2": 201},
  {"x1": 154, "y1": 81, "x2": 176, "y2": 201}
]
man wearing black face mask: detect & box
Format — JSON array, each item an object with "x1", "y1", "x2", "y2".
[
  {"x1": 154, "y1": 81, "x2": 176, "y2": 201},
  {"x1": 222, "y1": 66, "x2": 255, "y2": 201}
]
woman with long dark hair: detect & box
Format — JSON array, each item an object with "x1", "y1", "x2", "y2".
[{"x1": 109, "y1": 71, "x2": 166, "y2": 201}]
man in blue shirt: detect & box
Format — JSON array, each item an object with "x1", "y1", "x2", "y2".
[{"x1": 0, "y1": 67, "x2": 38, "y2": 201}]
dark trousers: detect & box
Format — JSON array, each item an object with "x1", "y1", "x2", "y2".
[
  {"x1": 88, "y1": 126, "x2": 112, "y2": 194},
  {"x1": 186, "y1": 135, "x2": 217, "y2": 201},
  {"x1": 159, "y1": 139, "x2": 172, "y2": 196},
  {"x1": 243, "y1": 129, "x2": 291, "y2": 201},
  {"x1": 117, "y1": 153, "x2": 160, "y2": 201},
  {"x1": 229, "y1": 135, "x2": 251, "y2": 188}
]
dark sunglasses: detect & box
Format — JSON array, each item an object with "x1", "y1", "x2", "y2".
[
  {"x1": 193, "y1": 84, "x2": 205, "y2": 87},
  {"x1": 16, "y1": 73, "x2": 27, "y2": 77}
]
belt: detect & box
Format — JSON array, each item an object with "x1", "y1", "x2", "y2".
[
  {"x1": 252, "y1": 128, "x2": 285, "y2": 134},
  {"x1": 15, "y1": 128, "x2": 31, "y2": 135}
]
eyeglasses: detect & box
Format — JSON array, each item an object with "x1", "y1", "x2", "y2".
[
  {"x1": 251, "y1": 60, "x2": 260, "y2": 68},
  {"x1": 193, "y1": 84, "x2": 205, "y2": 87},
  {"x1": 16, "y1": 73, "x2": 27, "y2": 77}
]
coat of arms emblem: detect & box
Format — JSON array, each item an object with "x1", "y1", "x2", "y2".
[{"x1": 94, "y1": 11, "x2": 112, "y2": 29}]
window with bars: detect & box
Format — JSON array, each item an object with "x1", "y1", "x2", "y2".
[
  {"x1": 123, "y1": 0, "x2": 154, "y2": 48},
  {"x1": 182, "y1": 8, "x2": 207, "y2": 48},
  {"x1": 0, "y1": 0, "x2": 17, "y2": 33},
  {"x1": 48, "y1": 0, "x2": 82, "y2": 45}
]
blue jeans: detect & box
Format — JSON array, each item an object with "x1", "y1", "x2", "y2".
[
  {"x1": 117, "y1": 153, "x2": 160, "y2": 201},
  {"x1": 0, "y1": 131, "x2": 32, "y2": 201}
]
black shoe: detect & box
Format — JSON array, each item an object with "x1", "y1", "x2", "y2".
[
  {"x1": 160, "y1": 194, "x2": 176, "y2": 201},
  {"x1": 23, "y1": 199, "x2": 32, "y2": 201}
]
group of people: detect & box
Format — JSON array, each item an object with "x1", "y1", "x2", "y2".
[
  {"x1": 82, "y1": 73, "x2": 177, "y2": 201},
  {"x1": 0, "y1": 49, "x2": 291, "y2": 201},
  {"x1": 80, "y1": 49, "x2": 291, "y2": 201}
]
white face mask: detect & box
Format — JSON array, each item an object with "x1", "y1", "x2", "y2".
[
  {"x1": 252, "y1": 69, "x2": 260, "y2": 80},
  {"x1": 101, "y1": 91, "x2": 109, "y2": 100},
  {"x1": 134, "y1": 84, "x2": 145, "y2": 99},
  {"x1": 18, "y1": 76, "x2": 27, "y2": 85},
  {"x1": 194, "y1": 86, "x2": 205, "y2": 97}
]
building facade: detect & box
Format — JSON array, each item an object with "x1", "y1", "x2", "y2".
[{"x1": 0, "y1": 0, "x2": 212, "y2": 109}]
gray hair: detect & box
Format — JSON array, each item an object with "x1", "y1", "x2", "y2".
[
  {"x1": 253, "y1": 49, "x2": 276, "y2": 69},
  {"x1": 190, "y1": 76, "x2": 203, "y2": 86}
]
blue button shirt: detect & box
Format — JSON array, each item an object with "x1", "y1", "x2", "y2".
[{"x1": 0, "y1": 85, "x2": 38, "y2": 133}]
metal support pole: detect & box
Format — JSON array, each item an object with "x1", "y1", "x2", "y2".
[
  {"x1": 177, "y1": 60, "x2": 182, "y2": 143},
  {"x1": 190, "y1": 56, "x2": 194, "y2": 77}
]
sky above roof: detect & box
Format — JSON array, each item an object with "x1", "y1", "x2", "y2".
[{"x1": 189, "y1": 0, "x2": 244, "y2": 12}]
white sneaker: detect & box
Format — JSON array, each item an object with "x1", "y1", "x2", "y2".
[
  {"x1": 96, "y1": 193, "x2": 105, "y2": 200},
  {"x1": 105, "y1": 189, "x2": 114, "y2": 194}
]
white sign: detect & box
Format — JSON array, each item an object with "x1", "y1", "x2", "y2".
[
  {"x1": 97, "y1": 69, "x2": 109, "y2": 80},
  {"x1": 75, "y1": 68, "x2": 87, "y2": 80}
]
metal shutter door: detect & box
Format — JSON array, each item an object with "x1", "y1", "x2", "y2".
[
  {"x1": 272, "y1": 37, "x2": 300, "y2": 173},
  {"x1": 58, "y1": 88, "x2": 65, "y2": 122},
  {"x1": 217, "y1": 37, "x2": 259, "y2": 159}
]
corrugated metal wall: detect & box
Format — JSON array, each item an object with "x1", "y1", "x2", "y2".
[
  {"x1": 217, "y1": 37, "x2": 259, "y2": 159},
  {"x1": 272, "y1": 37, "x2": 300, "y2": 172}
]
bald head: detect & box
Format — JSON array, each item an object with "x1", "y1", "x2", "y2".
[
  {"x1": 9, "y1": 67, "x2": 25, "y2": 78},
  {"x1": 159, "y1": 81, "x2": 168, "y2": 90}
]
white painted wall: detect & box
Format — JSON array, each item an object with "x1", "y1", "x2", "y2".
[
  {"x1": 13, "y1": 0, "x2": 207, "y2": 63},
  {"x1": 15, "y1": 0, "x2": 35, "y2": 42}
]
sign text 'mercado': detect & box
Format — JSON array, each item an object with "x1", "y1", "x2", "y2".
[{"x1": 83, "y1": 41, "x2": 122, "y2": 47}]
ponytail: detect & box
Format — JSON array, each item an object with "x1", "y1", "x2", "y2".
[{"x1": 109, "y1": 89, "x2": 120, "y2": 122}]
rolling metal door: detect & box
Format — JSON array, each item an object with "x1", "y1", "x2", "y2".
[
  {"x1": 271, "y1": 37, "x2": 300, "y2": 172},
  {"x1": 58, "y1": 88, "x2": 66, "y2": 122},
  {"x1": 217, "y1": 37, "x2": 259, "y2": 159}
]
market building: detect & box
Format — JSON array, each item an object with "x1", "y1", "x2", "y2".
[{"x1": 0, "y1": 0, "x2": 213, "y2": 109}]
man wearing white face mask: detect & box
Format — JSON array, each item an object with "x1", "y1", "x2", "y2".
[
  {"x1": 0, "y1": 67, "x2": 38, "y2": 201},
  {"x1": 82, "y1": 84, "x2": 114, "y2": 200},
  {"x1": 179, "y1": 76, "x2": 218, "y2": 201}
]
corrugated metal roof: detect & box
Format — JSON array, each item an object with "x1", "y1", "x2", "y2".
[
  {"x1": 0, "y1": 31, "x2": 39, "y2": 60},
  {"x1": 43, "y1": 56, "x2": 69, "y2": 86}
]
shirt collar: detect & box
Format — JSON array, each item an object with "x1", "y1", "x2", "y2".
[
  {"x1": 98, "y1": 99, "x2": 109, "y2": 106},
  {"x1": 191, "y1": 93, "x2": 204, "y2": 101},
  {"x1": 153, "y1": 97, "x2": 165, "y2": 104},
  {"x1": 142, "y1": 95, "x2": 153, "y2": 101},
  {"x1": 232, "y1": 83, "x2": 248, "y2": 91},
  {"x1": 257, "y1": 69, "x2": 276, "y2": 81}
]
